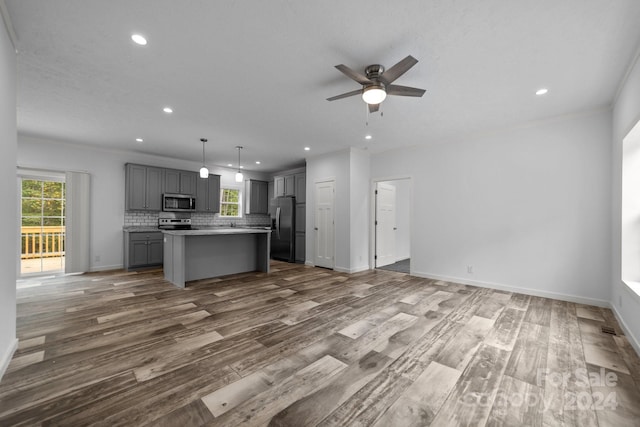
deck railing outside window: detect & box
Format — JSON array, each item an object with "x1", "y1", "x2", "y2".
[{"x1": 21, "y1": 226, "x2": 66, "y2": 259}]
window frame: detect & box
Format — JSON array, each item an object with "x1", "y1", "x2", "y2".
[{"x1": 219, "y1": 186, "x2": 243, "y2": 218}]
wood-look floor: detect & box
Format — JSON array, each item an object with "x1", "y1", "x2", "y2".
[{"x1": 2, "y1": 262, "x2": 640, "y2": 426}]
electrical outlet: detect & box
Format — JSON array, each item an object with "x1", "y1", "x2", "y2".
[{"x1": 467, "y1": 265, "x2": 473, "y2": 274}]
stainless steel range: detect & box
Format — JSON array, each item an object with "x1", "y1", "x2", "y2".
[{"x1": 158, "y1": 212, "x2": 192, "y2": 230}]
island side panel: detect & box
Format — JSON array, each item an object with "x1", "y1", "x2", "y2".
[
  {"x1": 256, "y1": 232, "x2": 271, "y2": 273},
  {"x1": 184, "y1": 234, "x2": 259, "y2": 282},
  {"x1": 163, "y1": 233, "x2": 186, "y2": 288}
]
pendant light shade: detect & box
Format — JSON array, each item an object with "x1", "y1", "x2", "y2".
[
  {"x1": 235, "y1": 146, "x2": 244, "y2": 182},
  {"x1": 199, "y1": 138, "x2": 209, "y2": 178}
]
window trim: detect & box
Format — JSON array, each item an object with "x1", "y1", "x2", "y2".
[{"x1": 219, "y1": 186, "x2": 243, "y2": 218}]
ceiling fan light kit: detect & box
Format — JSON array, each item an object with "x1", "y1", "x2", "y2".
[
  {"x1": 362, "y1": 85, "x2": 387, "y2": 105},
  {"x1": 327, "y1": 55, "x2": 426, "y2": 113}
]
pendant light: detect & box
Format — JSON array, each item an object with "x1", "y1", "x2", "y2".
[
  {"x1": 199, "y1": 138, "x2": 209, "y2": 178},
  {"x1": 235, "y1": 146, "x2": 244, "y2": 182}
]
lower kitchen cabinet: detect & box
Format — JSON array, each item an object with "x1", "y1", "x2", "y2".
[
  {"x1": 295, "y1": 232, "x2": 305, "y2": 263},
  {"x1": 124, "y1": 231, "x2": 163, "y2": 269}
]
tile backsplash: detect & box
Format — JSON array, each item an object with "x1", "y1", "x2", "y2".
[{"x1": 124, "y1": 211, "x2": 271, "y2": 227}]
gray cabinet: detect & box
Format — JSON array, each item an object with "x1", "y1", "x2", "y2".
[
  {"x1": 294, "y1": 173, "x2": 306, "y2": 203},
  {"x1": 165, "y1": 169, "x2": 197, "y2": 195},
  {"x1": 274, "y1": 176, "x2": 285, "y2": 197},
  {"x1": 124, "y1": 231, "x2": 163, "y2": 269},
  {"x1": 295, "y1": 232, "x2": 305, "y2": 263},
  {"x1": 274, "y1": 173, "x2": 305, "y2": 201},
  {"x1": 195, "y1": 174, "x2": 221, "y2": 213},
  {"x1": 125, "y1": 164, "x2": 163, "y2": 211},
  {"x1": 245, "y1": 179, "x2": 269, "y2": 214},
  {"x1": 284, "y1": 175, "x2": 295, "y2": 196}
]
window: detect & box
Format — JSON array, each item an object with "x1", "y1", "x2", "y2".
[{"x1": 219, "y1": 187, "x2": 242, "y2": 217}]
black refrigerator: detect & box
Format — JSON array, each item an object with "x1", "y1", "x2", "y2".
[{"x1": 271, "y1": 196, "x2": 296, "y2": 262}]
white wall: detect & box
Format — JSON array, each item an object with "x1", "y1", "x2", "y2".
[
  {"x1": 306, "y1": 149, "x2": 350, "y2": 270},
  {"x1": 306, "y1": 148, "x2": 370, "y2": 272},
  {"x1": 371, "y1": 110, "x2": 612, "y2": 305},
  {"x1": 612, "y1": 49, "x2": 640, "y2": 353},
  {"x1": 349, "y1": 148, "x2": 370, "y2": 272},
  {"x1": 17, "y1": 135, "x2": 270, "y2": 272},
  {"x1": 0, "y1": 14, "x2": 18, "y2": 379}
]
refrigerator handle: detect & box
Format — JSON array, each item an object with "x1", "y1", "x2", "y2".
[{"x1": 275, "y1": 206, "x2": 281, "y2": 239}]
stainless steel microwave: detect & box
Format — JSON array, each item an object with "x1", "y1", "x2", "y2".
[{"x1": 162, "y1": 193, "x2": 196, "y2": 212}]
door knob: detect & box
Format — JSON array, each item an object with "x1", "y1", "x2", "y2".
[{"x1": 314, "y1": 227, "x2": 318, "y2": 231}]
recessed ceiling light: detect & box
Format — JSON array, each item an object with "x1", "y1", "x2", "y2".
[
  {"x1": 227, "y1": 163, "x2": 233, "y2": 167},
  {"x1": 365, "y1": 135, "x2": 372, "y2": 140},
  {"x1": 131, "y1": 34, "x2": 147, "y2": 46},
  {"x1": 135, "y1": 138, "x2": 143, "y2": 143},
  {"x1": 304, "y1": 147, "x2": 310, "y2": 151},
  {"x1": 536, "y1": 88, "x2": 548, "y2": 96},
  {"x1": 255, "y1": 161, "x2": 261, "y2": 164},
  {"x1": 163, "y1": 107, "x2": 173, "y2": 113}
]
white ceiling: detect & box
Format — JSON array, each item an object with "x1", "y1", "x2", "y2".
[{"x1": 5, "y1": 0, "x2": 640, "y2": 173}]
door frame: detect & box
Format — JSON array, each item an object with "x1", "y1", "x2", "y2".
[
  {"x1": 16, "y1": 169, "x2": 67, "y2": 278},
  {"x1": 370, "y1": 176, "x2": 412, "y2": 272}
]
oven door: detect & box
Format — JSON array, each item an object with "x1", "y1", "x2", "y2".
[{"x1": 162, "y1": 194, "x2": 196, "y2": 211}]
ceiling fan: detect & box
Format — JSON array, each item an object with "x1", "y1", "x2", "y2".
[{"x1": 327, "y1": 55, "x2": 426, "y2": 113}]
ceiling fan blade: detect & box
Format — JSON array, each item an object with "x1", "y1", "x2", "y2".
[
  {"x1": 335, "y1": 64, "x2": 372, "y2": 85},
  {"x1": 387, "y1": 84, "x2": 426, "y2": 97},
  {"x1": 326, "y1": 89, "x2": 362, "y2": 101},
  {"x1": 368, "y1": 103, "x2": 380, "y2": 113},
  {"x1": 380, "y1": 55, "x2": 418, "y2": 85}
]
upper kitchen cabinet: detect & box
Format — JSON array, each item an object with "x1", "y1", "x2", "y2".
[
  {"x1": 284, "y1": 175, "x2": 295, "y2": 196},
  {"x1": 245, "y1": 179, "x2": 269, "y2": 214},
  {"x1": 195, "y1": 174, "x2": 221, "y2": 213},
  {"x1": 274, "y1": 176, "x2": 285, "y2": 197},
  {"x1": 274, "y1": 172, "x2": 305, "y2": 202},
  {"x1": 125, "y1": 163, "x2": 163, "y2": 211},
  {"x1": 165, "y1": 169, "x2": 197, "y2": 195}
]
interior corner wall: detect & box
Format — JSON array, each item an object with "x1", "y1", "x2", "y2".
[
  {"x1": 349, "y1": 148, "x2": 370, "y2": 272},
  {"x1": 371, "y1": 110, "x2": 612, "y2": 306},
  {"x1": 305, "y1": 149, "x2": 350, "y2": 270},
  {"x1": 612, "y1": 50, "x2": 640, "y2": 353},
  {"x1": 0, "y1": 16, "x2": 18, "y2": 379},
  {"x1": 17, "y1": 135, "x2": 271, "y2": 273}
]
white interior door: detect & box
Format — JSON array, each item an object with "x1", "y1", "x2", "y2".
[
  {"x1": 314, "y1": 180, "x2": 334, "y2": 269},
  {"x1": 376, "y1": 182, "x2": 396, "y2": 267}
]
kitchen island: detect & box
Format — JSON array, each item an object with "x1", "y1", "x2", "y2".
[{"x1": 162, "y1": 227, "x2": 271, "y2": 288}]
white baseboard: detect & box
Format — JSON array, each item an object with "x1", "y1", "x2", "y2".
[
  {"x1": 89, "y1": 263, "x2": 123, "y2": 272},
  {"x1": 305, "y1": 261, "x2": 315, "y2": 267},
  {"x1": 411, "y1": 270, "x2": 610, "y2": 308},
  {"x1": 0, "y1": 338, "x2": 18, "y2": 381},
  {"x1": 335, "y1": 265, "x2": 371, "y2": 274},
  {"x1": 610, "y1": 304, "x2": 640, "y2": 358}
]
